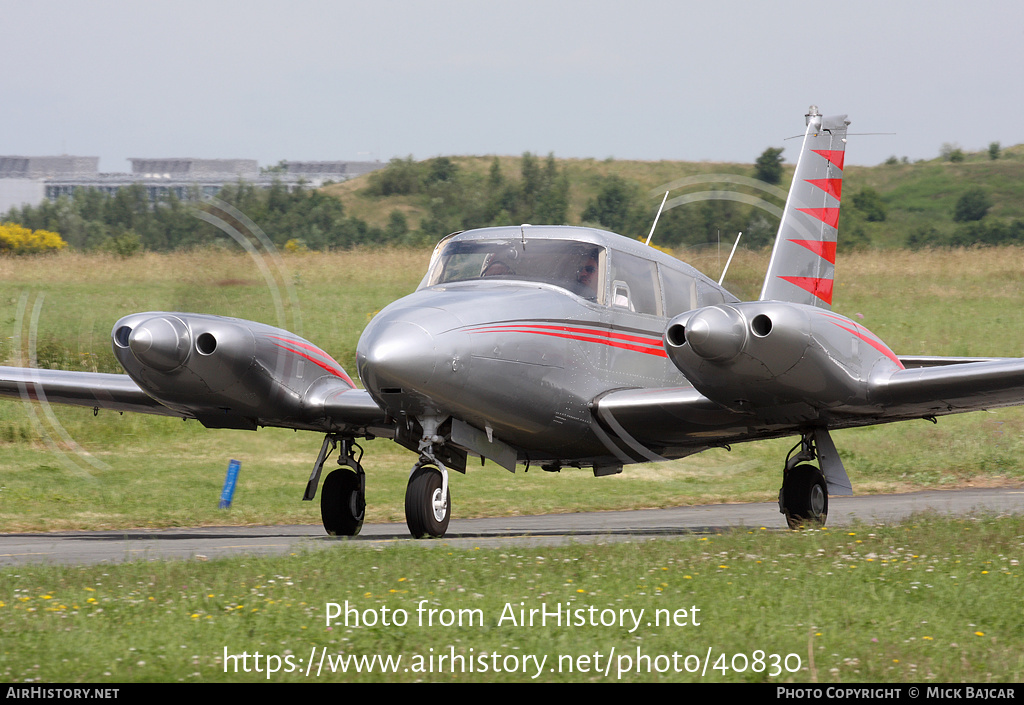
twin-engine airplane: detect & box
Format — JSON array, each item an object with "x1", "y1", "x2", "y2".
[{"x1": 5, "y1": 107, "x2": 1024, "y2": 537}]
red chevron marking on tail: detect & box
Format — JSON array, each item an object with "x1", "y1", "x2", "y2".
[
  {"x1": 811, "y1": 149, "x2": 845, "y2": 170},
  {"x1": 789, "y1": 239, "x2": 837, "y2": 264},
  {"x1": 805, "y1": 178, "x2": 843, "y2": 199},
  {"x1": 796, "y1": 207, "x2": 840, "y2": 228},
  {"x1": 779, "y1": 276, "x2": 834, "y2": 305}
]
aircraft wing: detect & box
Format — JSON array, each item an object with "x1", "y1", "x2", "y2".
[
  {"x1": 898, "y1": 355, "x2": 1013, "y2": 368},
  {"x1": 591, "y1": 385, "x2": 750, "y2": 461},
  {"x1": 873, "y1": 358, "x2": 1024, "y2": 416},
  {"x1": 2, "y1": 312, "x2": 393, "y2": 436},
  {"x1": 593, "y1": 356, "x2": 1024, "y2": 460},
  {"x1": 0, "y1": 366, "x2": 182, "y2": 416},
  {"x1": 0, "y1": 364, "x2": 392, "y2": 434}
]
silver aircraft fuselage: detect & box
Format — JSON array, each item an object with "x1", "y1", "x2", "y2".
[{"x1": 356, "y1": 225, "x2": 737, "y2": 469}]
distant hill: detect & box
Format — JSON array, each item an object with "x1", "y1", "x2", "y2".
[{"x1": 321, "y1": 144, "x2": 1024, "y2": 250}]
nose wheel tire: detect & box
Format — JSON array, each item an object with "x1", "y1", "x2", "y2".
[
  {"x1": 321, "y1": 468, "x2": 366, "y2": 536},
  {"x1": 779, "y1": 463, "x2": 828, "y2": 529},
  {"x1": 405, "y1": 464, "x2": 450, "y2": 538}
]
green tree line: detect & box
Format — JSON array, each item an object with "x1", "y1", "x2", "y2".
[
  {"x1": 4, "y1": 145, "x2": 1023, "y2": 254},
  {"x1": 365, "y1": 153, "x2": 570, "y2": 240},
  {"x1": 2, "y1": 181, "x2": 387, "y2": 253},
  {"x1": 369, "y1": 153, "x2": 782, "y2": 250}
]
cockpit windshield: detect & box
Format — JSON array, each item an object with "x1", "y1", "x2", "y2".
[{"x1": 423, "y1": 238, "x2": 606, "y2": 302}]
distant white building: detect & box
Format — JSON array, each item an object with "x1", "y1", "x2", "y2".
[{"x1": 0, "y1": 155, "x2": 384, "y2": 213}]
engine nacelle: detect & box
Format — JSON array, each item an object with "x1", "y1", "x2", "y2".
[
  {"x1": 111, "y1": 312, "x2": 357, "y2": 430},
  {"x1": 664, "y1": 302, "x2": 902, "y2": 413}
]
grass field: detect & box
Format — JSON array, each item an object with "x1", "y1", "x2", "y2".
[{"x1": 1, "y1": 515, "x2": 1020, "y2": 683}]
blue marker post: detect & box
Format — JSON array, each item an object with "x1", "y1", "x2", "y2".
[{"x1": 219, "y1": 459, "x2": 241, "y2": 509}]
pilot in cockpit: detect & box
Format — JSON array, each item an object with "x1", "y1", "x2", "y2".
[{"x1": 575, "y1": 250, "x2": 599, "y2": 300}]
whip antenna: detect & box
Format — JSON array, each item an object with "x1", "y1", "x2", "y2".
[
  {"x1": 645, "y1": 191, "x2": 669, "y2": 246},
  {"x1": 718, "y1": 232, "x2": 742, "y2": 286}
]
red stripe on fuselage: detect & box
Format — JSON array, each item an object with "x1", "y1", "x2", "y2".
[{"x1": 465, "y1": 322, "x2": 667, "y2": 358}]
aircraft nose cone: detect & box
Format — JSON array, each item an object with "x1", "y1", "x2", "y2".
[
  {"x1": 128, "y1": 316, "x2": 191, "y2": 372},
  {"x1": 358, "y1": 320, "x2": 437, "y2": 392},
  {"x1": 685, "y1": 306, "x2": 746, "y2": 362}
]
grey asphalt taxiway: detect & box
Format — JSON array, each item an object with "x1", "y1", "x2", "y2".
[{"x1": 2, "y1": 487, "x2": 1022, "y2": 566}]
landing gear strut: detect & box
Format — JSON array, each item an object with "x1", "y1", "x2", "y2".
[
  {"x1": 405, "y1": 459, "x2": 450, "y2": 538},
  {"x1": 779, "y1": 433, "x2": 829, "y2": 529}
]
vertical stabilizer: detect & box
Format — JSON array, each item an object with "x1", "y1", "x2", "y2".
[{"x1": 759, "y1": 107, "x2": 850, "y2": 309}]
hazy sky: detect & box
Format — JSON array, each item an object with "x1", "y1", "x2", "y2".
[{"x1": 5, "y1": 0, "x2": 1023, "y2": 171}]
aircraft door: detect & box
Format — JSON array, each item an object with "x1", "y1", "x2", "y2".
[{"x1": 603, "y1": 250, "x2": 673, "y2": 383}]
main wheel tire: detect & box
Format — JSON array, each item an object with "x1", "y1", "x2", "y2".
[
  {"x1": 780, "y1": 463, "x2": 828, "y2": 529},
  {"x1": 321, "y1": 469, "x2": 365, "y2": 536},
  {"x1": 405, "y1": 465, "x2": 450, "y2": 539}
]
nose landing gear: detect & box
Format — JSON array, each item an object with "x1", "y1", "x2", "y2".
[
  {"x1": 405, "y1": 461, "x2": 451, "y2": 538},
  {"x1": 404, "y1": 415, "x2": 452, "y2": 538}
]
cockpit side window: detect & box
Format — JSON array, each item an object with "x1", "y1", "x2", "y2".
[
  {"x1": 607, "y1": 250, "x2": 662, "y2": 316},
  {"x1": 660, "y1": 265, "x2": 698, "y2": 316},
  {"x1": 423, "y1": 239, "x2": 607, "y2": 302}
]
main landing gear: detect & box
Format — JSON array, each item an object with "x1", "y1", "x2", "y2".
[
  {"x1": 779, "y1": 432, "x2": 829, "y2": 529},
  {"x1": 304, "y1": 435, "x2": 366, "y2": 536}
]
